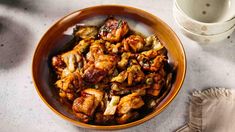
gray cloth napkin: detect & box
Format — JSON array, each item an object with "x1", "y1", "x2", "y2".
[{"x1": 177, "y1": 88, "x2": 235, "y2": 132}]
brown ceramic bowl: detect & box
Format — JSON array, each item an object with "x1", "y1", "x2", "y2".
[{"x1": 32, "y1": 5, "x2": 186, "y2": 130}]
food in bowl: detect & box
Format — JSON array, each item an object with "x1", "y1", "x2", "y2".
[{"x1": 50, "y1": 17, "x2": 174, "y2": 125}]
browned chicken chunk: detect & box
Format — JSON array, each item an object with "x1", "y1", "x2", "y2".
[
  {"x1": 105, "y1": 42, "x2": 123, "y2": 54},
  {"x1": 52, "y1": 49, "x2": 84, "y2": 78},
  {"x1": 144, "y1": 71, "x2": 166, "y2": 96},
  {"x1": 117, "y1": 93, "x2": 144, "y2": 114},
  {"x1": 72, "y1": 89, "x2": 104, "y2": 123},
  {"x1": 52, "y1": 56, "x2": 66, "y2": 76},
  {"x1": 55, "y1": 71, "x2": 83, "y2": 100},
  {"x1": 99, "y1": 17, "x2": 129, "y2": 42},
  {"x1": 137, "y1": 50, "x2": 167, "y2": 72},
  {"x1": 86, "y1": 40, "x2": 105, "y2": 61},
  {"x1": 94, "y1": 54, "x2": 117, "y2": 74},
  {"x1": 83, "y1": 64, "x2": 107, "y2": 84},
  {"x1": 122, "y1": 35, "x2": 145, "y2": 52},
  {"x1": 126, "y1": 64, "x2": 145, "y2": 85},
  {"x1": 83, "y1": 54, "x2": 117, "y2": 84}
]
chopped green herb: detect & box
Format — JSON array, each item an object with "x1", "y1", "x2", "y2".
[{"x1": 117, "y1": 19, "x2": 123, "y2": 29}]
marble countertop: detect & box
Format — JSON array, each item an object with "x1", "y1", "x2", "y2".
[{"x1": 1, "y1": 0, "x2": 235, "y2": 132}]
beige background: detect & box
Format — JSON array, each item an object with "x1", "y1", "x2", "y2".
[{"x1": 0, "y1": 0, "x2": 235, "y2": 131}]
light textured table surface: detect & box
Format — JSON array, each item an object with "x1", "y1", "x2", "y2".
[{"x1": 1, "y1": 0, "x2": 235, "y2": 132}]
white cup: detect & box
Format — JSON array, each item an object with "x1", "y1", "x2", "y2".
[{"x1": 174, "y1": 0, "x2": 235, "y2": 35}]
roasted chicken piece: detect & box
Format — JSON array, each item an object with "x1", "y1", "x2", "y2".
[
  {"x1": 117, "y1": 93, "x2": 144, "y2": 114},
  {"x1": 105, "y1": 42, "x2": 123, "y2": 54},
  {"x1": 83, "y1": 88, "x2": 104, "y2": 102},
  {"x1": 86, "y1": 39, "x2": 105, "y2": 61},
  {"x1": 51, "y1": 56, "x2": 66, "y2": 76},
  {"x1": 55, "y1": 71, "x2": 83, "y2": 100},
  {"x1": 83, "y1": 54, "x2": 117, "y2": 84},
  {"x1": 89, "y1": 40, "x2": 105, "y2": 54},
  {"x1": 137, "y1": 49, "x2": 167, "y2": 72},
  {"x1": 94, "y1": 54, "x2": 117, "y2": 74},
  {"x1": 73, "y1": 25, "x2": 98, "y2": 40},
  {"x1": 99, "y1": 17, "x2": 129, "y2": 42},
  {"x1": 150, "y1": 55, "x2": 167, "y2": 72},
  {"x1": 138, "y1": 49, "x2": 158, "y2": 60},
  {"x1": 73, "y1": 94, "x2": 95, "y2": 123},
  {"x1": 82, "y1": 64, "x2": 107, "y2": 84},
  {"x1": 52, "y1": 49, "x2": 84, "y2": 78},
  {"x1": 126, "y1": 65, "x2": 145, "y2": 86},
  {"x1": 137, "y1": 50, "x2": 156, "y2": 71},
  {"x1": 72, "y1": 89, "x2": 104, "y2": 123},
  {"x1": 122, "y1": 35, "x2": 145, "y2": 52},
  {"x1": 145, "y1": 72, "x2": 166, "y2": 96}
]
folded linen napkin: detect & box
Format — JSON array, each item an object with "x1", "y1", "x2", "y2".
[{"x1": 177, "y1": 88, "x2": 235, "y2": 132}]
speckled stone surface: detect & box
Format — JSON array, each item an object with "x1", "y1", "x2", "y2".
[{"x1": 0, "y1": 0, "x2": 235, "y2": 132}]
